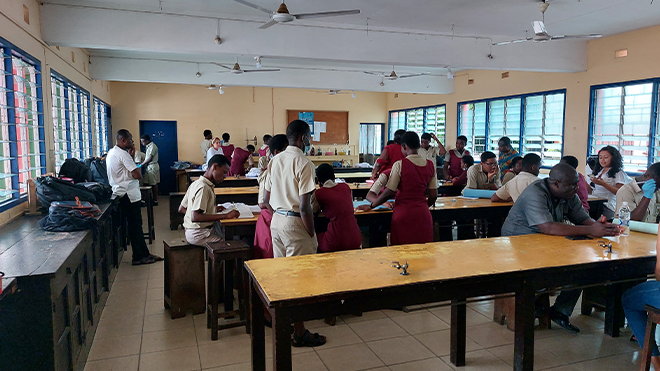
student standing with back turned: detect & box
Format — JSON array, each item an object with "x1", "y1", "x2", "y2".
[
  {"x1": 361, "y1": 131, "x2": 438, "y2": 245},
  {"x1": 264, "y1": 120, "x2": 326, "y2": 347},
  {"x1": 139, "y1": 134, "x2": 160, "y2": 205},
  {"x1": 201, "y1": 129, "x2": 213, "y2": 163}
]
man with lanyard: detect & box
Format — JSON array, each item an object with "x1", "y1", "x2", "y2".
[
  {"x1": 106, "y1": 129, "x2": 162, "y2": 265},
  {"x1": 139, "y1": 134, "x2": 160, "y2": 205},
  {"x1": 501, "y1": 163, "x2": 620, "y2": 332},
  {"x1": 497, "y1": 136, "x2": 519, "y2": 182}
]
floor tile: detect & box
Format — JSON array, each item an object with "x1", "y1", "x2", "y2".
[
  {"x1": 536, "y1": 328, "x2": 639, "y2": 364},
  {"x1": 94, "y1": 314, "x2": 144, "y2": 339},
  {"x1": 146, "y1": 287, "x2": 162, "y2": 301},
  {"x1": 198, "y1": 336, "x2": 253, "y2": 369},
  {"x1": 87, "y1": 334, "x2": 142, "y2": 361},
  {"x1": 389, "y1": 357, "x2": 453, "y2": 371},
  {"x1": 414, "y1": 329, "x2": 482, "y2": 357},
  {"x1": 195, "y1": 323, "x2": 251, "y2": 346},
  {"x1": 316, "y1": 343, "x2": 385, "y2": 371},
  {"x1": 568, "y1": 353, "x2": 641, "y2": 371},
  {"x1": 114, "y1": 265, "x2": 151, "y2": 282},
  {"x1": 307, "y1": 324, "x2": 363, "y2": 349},
  {"x1": 487, "y1": 343, "x2": 567, "y2": 370},
  {"x1": 83, "y1": 355, "x2": 139, "y2": 371},
  {"x1": 138, "y1": 346, "x2": 201, "y2": 371},
  {"x1": 143, "y1": 312, "x2": 194, "y2": 333},
  {"x1": 144, "y1": 299, "x2": 167, "y2": 316},
  {"x1": 101, "y1": 300, "x2": 145, "y2": 319},
  {"x1": 390, "y1": 311, "x2": 449, "y2": 335},
  {"x1": 366, "y1": 335, "x2": 435, "y2": 365},
  {"x1": 340, "y1": 310, "x2": 388, "y2": 324},
  {"x1": 440, "y1": 349, "x2": 514, "y2": 371},
  {"x1": 140, "y1": 327, "x2": 197, "y2": 353},
  {"x1": 348, "y1": 317, "x2": 408, "y2": 342},
  {"x1": 429, "y1": 305, "x2": 491, "y2": 327},
  {"x1": 465, "y1": 322, "x2": 515, "y2": 348}
]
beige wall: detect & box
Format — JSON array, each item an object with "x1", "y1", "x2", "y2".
[
  {"x1": 110, "y1": 83, "x2": 387, "y2": 163},
  {"x1": 0, "y1": 0, "x2": 112, "y2": 225},
  {"x1": 387, "y1": 24, "x2": 660, "y2": 171}
]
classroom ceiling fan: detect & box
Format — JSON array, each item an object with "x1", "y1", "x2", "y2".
[
  {"x1": 208, "y1": 84, "x2": 225, "y2": 94},
  {"x1": 363, "y1": 67, "x2": 429, "y2": 81},
  {"x1": 307, "y1": 89, "x2": 354, "y2": 96},
  {"x1": 232, "y1": 0, "x2": 360, "y2": 29},
  {"x1": 492, "y1": 1, "x2": 602, "y2": 46},
  {"x1": 211, "y1": 61, "x2": 279, "y2": 74}
]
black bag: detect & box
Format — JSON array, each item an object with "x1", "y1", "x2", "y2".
[
  {"x1": 34, "y1": 176, "x2": 97, "y2": 210},
  {"x1": 59, "y1": 158, "x2": 93, "y2": 183},
  {"x1": 89, "y1": 158, "x2": 109, "y2": 186},
  {"x1": 39, "y1": 206, "x2": 99, "y2": 232},
  {"x1": 78, "y1": 182, "x2": 112, "y2": 202}
]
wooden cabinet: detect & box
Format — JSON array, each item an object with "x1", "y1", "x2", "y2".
[{"x1": 0, "y1": 201, "x2": 125, "y2": 371}]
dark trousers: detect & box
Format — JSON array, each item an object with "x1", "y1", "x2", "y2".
[
  {"x1": 119, "y1": 194, "x2": 151, "y2": 261},
  {"x1": 552, "y1": 289, "x2": 582, "y2": 317}
]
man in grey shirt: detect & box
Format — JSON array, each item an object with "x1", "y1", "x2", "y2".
[{"x1": 502, "y1": 163, "x2": 620, "y2": 332}]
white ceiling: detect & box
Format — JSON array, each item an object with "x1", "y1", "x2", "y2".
[{"x1": 38, "y1": 0, "x2": 660, "y2": 94}]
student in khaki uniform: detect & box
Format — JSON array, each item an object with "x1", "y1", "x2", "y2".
[
  {"x1": 140, "y1": 134, "x2": 160, "y2": 205},
  {"x1": 264, "y1": 120, "x2": 326, "y2": 347},
  {"x1": 418, "y1": 133, "x2": 446, "y2": 163},
  {"x1": 615, "y1": 162, "x2": 660, "y2": 223},
  {"x1": 201, "y1": 129, "x2": 213, "y2": 163},
  {"x1": 178, "y1": 155, "x2": 239, "y2": 246},
  {"x1": 465, "y1": 151, "x2": 501, "y2": 191},
  {"x1": 492, "y1": 154, "x2": 541, "y2": 203}
]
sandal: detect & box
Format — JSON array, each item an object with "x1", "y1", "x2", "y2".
[
  {"x1": 150, "y1": 254, "x2": 164, "y2": 262},
  {"x1": 132, "y1": 256, "x2": 156, "y2": 265},
  {"x1": 291, "y1": 330, "x2": 326, "y2": 347}
]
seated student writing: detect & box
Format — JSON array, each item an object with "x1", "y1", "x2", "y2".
[
  {"x1": 314, "y1": 164, "x2": 362, "y2": 252},
  {"x1": 449, "y1": 154, "x2": 474, "y2": 186},
  {"x1": 491, "y1": 153, "x2": 541, "y2": 203},
  {"x1": 228, "y1": 144, "x2": 255, "y2": 176},
  {"x1": 465, "y1": 151, "x2": 501, "y2": 191},
  {"x1": 360, "y1": 131, "x2": 438, "y2": 245},
  {"x1": 178, "y1": 155, "x2": 240, "y2": 246},
  {"x1": 253, "y1": 134, "x2": 288, "y2": 259},
  {"x1": 501, "y1": 156, "x2": 522, "y2": 185},
  {"x1": 616, "y1": 162, "x2": 660, "y2": 223}
]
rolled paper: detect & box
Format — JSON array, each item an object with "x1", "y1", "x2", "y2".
[
  {"x1": 612, "y1": 219, "x2": 659, "y2": 235},
  {"x1": 353, "y1": 200, "x2": 393, "y2": 210},
  {"x1": 462, "y1": 188, "x2": 497, "y2": 199}
]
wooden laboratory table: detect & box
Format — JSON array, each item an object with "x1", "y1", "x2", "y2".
[
  {"x1": 335, "y1": 172, "x2": 372, "y2": 183},
  {"x1": 186, "y1": 169, "x2": 259, "y2": 188},
  {"x1": 246, "y1": 232, "x2": 656, "y2": 371}
]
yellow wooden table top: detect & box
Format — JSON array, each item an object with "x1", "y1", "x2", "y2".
[
  {"x1": 245, "y1": 232, "x2": 657, "y2": 305},
  {"x1": 214, "y1": 186, "x2": 260, "y2": 195},
  {"x1": 336, "y1": 172, "x2": 373, "y2": 179}
]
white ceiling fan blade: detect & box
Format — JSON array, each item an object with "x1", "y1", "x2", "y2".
[
  {"x1": 363, "y1": 71, "x2": 385, "y2": 77},
  {"x1": 211, "y1": 62, "x2": 233, "y2": 70},
  {"x1": 241, "y1": 69, "x2": 281, "y2": 73},
  {"x1": 258, "y1": 19, "x2": 278, "y2": 29},
  {"x1": 532, "y1": 21, "x2": 547, "y2": 35},
  {"x1": 397, "y1": 73, "x2": 429, "y2": 79},
  {"x1": 213, "y1": 71, "x2": 232, "y2": 74},
  {"x1": 552, "y1": 34, "x2": 603, "y2": 40},
  {"x1": 492, "y1": 38, "x2": 531, "y2": 46},
  {"x1": 293, "y1": 9, "x2": 360, "y2": 20},
  {"x1": 231, "y1": 0, "x2": 272, "y2": 15}
]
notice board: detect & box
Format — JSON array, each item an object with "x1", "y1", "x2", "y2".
[{"x1": 286, "y1": 110, "x2": 349, "y2": 144}]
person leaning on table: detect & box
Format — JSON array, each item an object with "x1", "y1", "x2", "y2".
[
  {"x1": 615, "y1": 162, "x2": 660, "y2": 223},
  {"x1": 501, "y1": 163, "x2": 621, "y2": 333}
]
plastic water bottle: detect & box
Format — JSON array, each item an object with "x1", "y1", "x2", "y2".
[{"x1": 618, "y1": 201, "x2": 630, "y2": 236}]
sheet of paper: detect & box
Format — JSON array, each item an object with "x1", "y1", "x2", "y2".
[
  {"x1": 218, "y1": 202, "x2": 255, "y2": 219},
  {"x1": 315, "y1": 121, "x2": 327, "y2": 133},
  {"x1": 313, "y1": 131, "x2": 321, "y2": 142}
]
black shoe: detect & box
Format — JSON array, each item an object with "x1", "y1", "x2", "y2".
[
  {"x1": 153, "y1": 200, "x2": 158, "y2": 206},
  {"x1": 549, "y1": 310, "x2": 580, "y2": 333}
]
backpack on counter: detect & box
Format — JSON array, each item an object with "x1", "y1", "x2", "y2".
[
  {"x1": 78, "y1": 182, "x2": 112, "y2": 202},
  {"x1": 58, "y1": 158, "x2": 93, "y2": 183},
  {"x1": 89, "y1": 158, "x2": 109, "y2": 185},
  {"x1": 34, "y1": 176, "x2": 97, "y2": 211}
]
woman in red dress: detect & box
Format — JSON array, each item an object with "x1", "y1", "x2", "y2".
[
  {"x1": 228, "y1": 145, "x2": 255, "y2": 176},
  {"x1": 361, "y1": 131, "x2": 438, "y2": 245},
  {"x1": 220, "y1": 132, "x2": 235, "y2": 162},
  {"x1": 371, "y1": 129, "x2": 407, "y2": 180},
  {"x1": 314, "y1": 164, "x2": 362, "y2": 253},
  {"x1": 253, "y1": 135, "x2": 288, "y2": 259}
]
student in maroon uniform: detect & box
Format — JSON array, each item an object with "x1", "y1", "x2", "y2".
[
  {"x1": 371, "y1": 129, "x2": 407, "y2": 179},
  {"x1": 258, "y1": 134, "x2": 272, "y2": 157},
  {"x1": 443, "y1": 135, "x2": 470, "y2": 180},
  {"x1": 314, "y1": 164, "x2": 362, "y2": 253},
  {"x1": 450, "y1": 155, "x2": 474, "y2": 186},
  {"x1": 253, "y1": 135, "x2": 288, "y2": 259},
  {"x1": 363, "y1": 131, "x2": 438, "y2": 245},
  {"x1": 220, "y1": 132, "x2": 235, "y2": 161},
  {"x1": 228, "y1": 145, "x2": 255, "y2": 176}
]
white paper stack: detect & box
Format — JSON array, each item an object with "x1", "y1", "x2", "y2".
[{"x1": 219, "y1": 202, "x2": 256, "y2": 219}]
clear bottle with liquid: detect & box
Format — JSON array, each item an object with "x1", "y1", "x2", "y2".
[{"x1": 618, "y1": 201, "x2": 630, "y2": 236}]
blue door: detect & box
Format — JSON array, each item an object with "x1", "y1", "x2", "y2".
[{"x1": 139, "y1": 120, "x2": 178, "y2": 195}]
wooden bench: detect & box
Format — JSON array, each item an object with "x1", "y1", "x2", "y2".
[
  {"x1": 205, "y1": 240, "x2": 251, "y2": 341},
  {"x1": 493, "y1": 294, "x2": 551, "y2": 331},
  {"x1": 163, "y1": 240, "x2": 206, "y2": 319}
]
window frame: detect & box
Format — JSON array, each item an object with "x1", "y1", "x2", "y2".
[
  {"x1": 93, "y1": 97, "x2": 111, "y2": 156},
  {"x1": 587, "y1": 77, "x2": 660, "y2": 175},
  {"x1": 0, "y1": 36, "x2": 45, "y2": 213},
  {"x1": 388, "y1": 104, "x2": 447, "y2": 143},
  {"x1": 359, "y1": 122, "x2": 385, "y2": 156},
  {"x1": 51, "y1": 70, "x2": 92, "y2": 171},
  {"x1": 457, "y1": 89, "x2": 567, "y2": 166}
]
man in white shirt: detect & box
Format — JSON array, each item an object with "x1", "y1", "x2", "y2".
[
  {"x1": 201, "y1": 129, "x2": 212, "y2": 163},
  {"x1": 106, "y1": 129, "x2": 162, "y2": 265},
  {"x1": 492, "y1": 154, "x2": 542, "y2": 202}
]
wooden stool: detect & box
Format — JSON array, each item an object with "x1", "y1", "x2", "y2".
[
  {"x1": 140, "y1": 186, "x2": 155, "y2": 244},
  {"x1": 163, "y1": 240, "x2": 206, "y2": 319},
  {"x1": 205, "y1": 240, "x2": 251, "y2": 341},
  {"x1": 641, "y1": 305, "x2": 660, "y2": 371},
  {"x1": 493, "y1": 293, "x2": 551, "y2": 331}
]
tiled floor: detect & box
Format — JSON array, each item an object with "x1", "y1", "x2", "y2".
[{"x1": 84, "y1": 196, "x2": 655, "y2": 371}]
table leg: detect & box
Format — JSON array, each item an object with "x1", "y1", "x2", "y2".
[
  {"x1": 250, "y1": 278, "x2": 266, "y2": 371},
  {"x1": 211, "y1": 256, "x2": 221, "y2": 340},
  {"x1": 604, "y1": 284, "x2": 623, "y2": 337},
  {"x1": 514, "y1": 282, "x2": 535, "y2": 371},
  {"x1": 207, "y1": 252, "x2": 212, "y2": 330},
  {"x1": 272, "y1": 309, "x2": 292, "y2": 371},
  {"x1": 450, "y1": 299, "x2": 466, "y2": 367}
]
